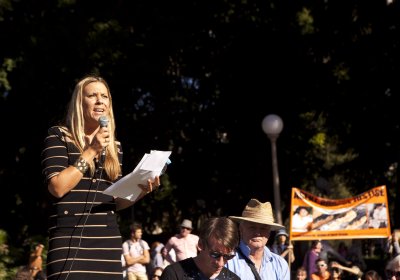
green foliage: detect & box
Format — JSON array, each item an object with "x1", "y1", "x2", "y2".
[
  {"x1": 0, "y1": 58, "x2": 16, "y2": 94},
  {"x1": 0, "y1": 229, "x2": 24, "y2": 279},
  {"x1": 0, "y1": 0, "x2": 13, "y2": 21},
  {"x1": 333, "y1": 62, "x2": 351, "y2": 83},
  {"x1": 297, "y1": 7, "x2": 315, "y2": 35},
  {"x1": 298, "y1": 112, "x2": 360, "y2": 198}
]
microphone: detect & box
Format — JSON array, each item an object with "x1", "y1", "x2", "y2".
[
  {"x1": 99, "y1": 116, "x2": 109, "y2": 164},
  {"x1": 99, "y1": 115, "x2": 109, "y2": 128}
]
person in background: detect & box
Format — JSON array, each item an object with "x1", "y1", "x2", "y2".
[
  {"x1": 164, "y1": 219, "x2": 199, "y2": 263},
  {"x1": 330, "y1": 260, "x2": 362, "y2": 280},
  {"x1": 385, "y1": 254, "x2": 400, "y2": 280},
  {"x1": 151, "y1": 267, "x2": 164, "y2": 280},
  {"x1": 296, "y1": 266, "x2": 308, "y2": 280},
  {"x1": 320, "y1": 241, "x2": 352, "y2": 267},
  {"x1": 386, "y1": 230, "x2": 400, "y2": 259},
  {"x1": 329, "y1": 263, "x2": 342, "y2": 280},
  {"x1": 149, "y1": 243, "x2": 171, "y2": 272},
  {"x1": 28, "y1": 244, "x2": 46, "y2": 280},
  {"x1": 160, "y1": 217, "x2": 240, "y2": 280},
  {"x1": 226, "y1": 198, "x2": 290, "y2": 280},
  {"x1": 270, "y1": 228, "x2": 295, "y2": 264},
  {"x1": 14, "y1": 243, "x2": 46, "y2": 280},
  {"x1": 364, "y1": 270, "x2": 382, "y2": 280},
  {"x1": 150, "y1": 242, "x2": 164, "y2": 267},
  {"x1": 160, "y1": 246, "x2": 172, "y2": 268},
  {"x1": 303, "y1": 240, "x2": 323, "y2": 279},
  {"x1": 310, "y1": 258, "x2": 330, "y2": 280},
  {"x1": 14, "y1": 267, "x2": 34, "y2": 280},
  {"x1": 347, "y1": 240, "x2": 367, "y2": 272},
  {"x1": 41, "y1": 75, "x2": 160, "y2": 280},
  {"x1": 123, "y1": 223, "x2": 151, "y2": 280}
]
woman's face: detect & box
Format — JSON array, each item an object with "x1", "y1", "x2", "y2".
[
  {"x1": 82, "y1": 82, "x2": 110, "y2": 126},
  {"x1": 161, "y1": 247, "x2": 168, "y2": 257},
  {"x1": 313, "y1": 241, "x2": 323, "y2": 253}
]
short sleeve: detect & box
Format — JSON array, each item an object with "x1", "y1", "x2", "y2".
[{"x1": 41, "y1": 126, "x2": 69, "y2": 182}]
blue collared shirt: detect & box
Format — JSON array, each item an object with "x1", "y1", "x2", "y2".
[{"x1": 225, "y1": 240, "x2": 290, "y2": 280}]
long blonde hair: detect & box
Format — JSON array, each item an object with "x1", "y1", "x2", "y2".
[{"x1": 65, "y1": 76, "x2": 121, "y2": 180}]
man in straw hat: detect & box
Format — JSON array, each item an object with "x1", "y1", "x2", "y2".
[{"x1": 226, "y1": 199, "x2": 290, "y2": 280}]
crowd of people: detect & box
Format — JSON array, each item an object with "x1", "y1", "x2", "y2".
[
  {"x1": 13, "y1": 203, "x2": 400, "y2": 280},
  {"x1": 15, "y1": 202, "x2": 400, "y2": 280},
  {"x1": 13, "y1": 75, "x2": 400, "y2": 280}
]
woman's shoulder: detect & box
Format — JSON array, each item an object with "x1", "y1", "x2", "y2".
[{"x1": 48, "y1": 126, "x2": 70, "y2": 137}]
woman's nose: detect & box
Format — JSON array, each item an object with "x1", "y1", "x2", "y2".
[{"x1": 96, "y1": 95, "x2": 104, "y2": 103}]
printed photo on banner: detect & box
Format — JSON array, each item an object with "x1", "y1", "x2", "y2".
[{"x1": 289, "y1": 185, "x2": 391, "y2": 241}]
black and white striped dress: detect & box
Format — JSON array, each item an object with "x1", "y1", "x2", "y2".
[{"x1": 41, "y1": 126, "x2": 124, "y2": 280}]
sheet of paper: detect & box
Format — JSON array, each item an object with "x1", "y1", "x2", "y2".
[{"x1": 103, "y1": 150, "x2": 172, "y2": 201}]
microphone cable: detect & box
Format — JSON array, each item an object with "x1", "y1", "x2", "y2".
[{"x1": 60, "y1": 158, "x2": 105, "y2": 280}]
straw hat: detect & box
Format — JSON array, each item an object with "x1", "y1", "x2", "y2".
[{"x1": 229, "y1": 199, "x2": 285, "y2": 230}]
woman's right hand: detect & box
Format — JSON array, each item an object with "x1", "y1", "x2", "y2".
[{"x1": 85, "y1": 126, "x2": 110, "y2": 156}]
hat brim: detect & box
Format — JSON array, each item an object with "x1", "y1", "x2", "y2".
[
  {"x1": 276, "y1": 233, "x2": 289, "y2": 237},
  {"x1": 229, "y1": 216, "x2": 285, "y2": 230},
  {"x1": 180, "y1": 225, "x2": 193, "y2": 229}
]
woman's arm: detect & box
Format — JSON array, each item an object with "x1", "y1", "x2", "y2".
[
  {"x1": 47, "y1": 127, "x2": 107, "y2": 198},
  {"x1": 48, "y1": 148, "x2": 97, "y2": 198}
]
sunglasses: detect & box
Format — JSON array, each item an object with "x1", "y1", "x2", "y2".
[
  {"x1": 209, "y1": 251, "x2": 235, "y2": 261},
  {"x1": 386, "y1": 270, "x2": 400, "y2": 278},
  {"x1": 181, "y1": 227, "x2": 191, "y2": 230},
  {"x1": 317, "y1": 263, "x2": 327, "y2": 267}
]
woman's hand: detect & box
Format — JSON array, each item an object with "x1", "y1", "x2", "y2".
[
  {"x1": 138, "y1": 176, "x2": 161, "y2": 194},
  {"x1": 85, "y1": 126, "x2": 110, "y2": 156},
  {"x1": 115, "y1": 176, "x2": 161, "y2": 211}
]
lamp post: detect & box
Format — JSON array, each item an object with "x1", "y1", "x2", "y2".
[{"x1": 261, "y1": 114, "x2": 283, "y2": 225}]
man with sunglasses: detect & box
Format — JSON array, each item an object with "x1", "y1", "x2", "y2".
[
  {"x1": 310, "y1": 258, "x2": 330, "y2": 280},
  {"x1": 160, "y1": 217, "x2": 241, "y2": 279},
  {"x1": 164, "y1": 219, "x2": 200, "y2": 263},
  {"x1": 226, "y1": 199, "x2": 290, "y2": 280}
]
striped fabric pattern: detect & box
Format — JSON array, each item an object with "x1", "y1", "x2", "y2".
[{"x1": 42, "y1": 126, "x2": 124, "y2": 280}]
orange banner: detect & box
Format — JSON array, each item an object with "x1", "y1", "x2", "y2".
[{"x1": 289, "y1": 185, "x2": 391, "y2": 241}]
